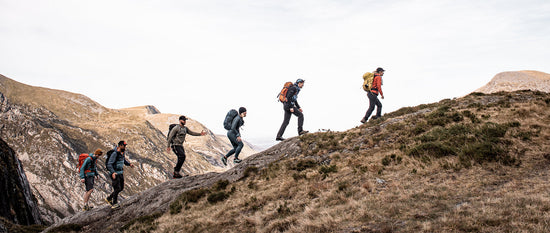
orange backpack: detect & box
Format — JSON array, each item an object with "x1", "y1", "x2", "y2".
[
  {"x1": 277, "y1": 82, "x2": 293, "y2": 102},
  {"x1": 78, "y1": 153, "x2": 93, "y2": 174}
]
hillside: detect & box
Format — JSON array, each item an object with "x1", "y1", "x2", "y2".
[
  {"x1": 0, "y1": 138, "x2": 43, "y2": 230},
  {"x1": 475, "y1": 70, "x2": 550, "y2": 93},
  {"x1": 0, "y1": 75, "x2": 255, "y2": 224},
  {"x1": 45, "y1": 90, "x2": 550, "y2": 232}
]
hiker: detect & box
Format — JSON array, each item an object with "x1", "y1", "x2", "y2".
[
  {"x1": 79, "y1": 149, "x2": 102, "y2": 211},
  {"x1": 361, "y1": 67, "x2": 385, "y2": 123},
  {"x1": 276, "y1": 79, "x2": 309, "y2": 141},
  {"x1": 221, "y1": 107, "x2": 247, "y2": 165},
  {"x1": 105, "y1": 141, "x2": 135, "y2": 209},
  {"x1": 166, "y1": 116, "x2": 207, "y2": 178}
]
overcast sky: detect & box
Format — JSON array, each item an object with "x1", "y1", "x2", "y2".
[{"x1": 1, "y1": 0, "x2": 549, "y2": 149}]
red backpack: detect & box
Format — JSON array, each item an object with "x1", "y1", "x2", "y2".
[
  {"x1": 277, "y1": 82, "x2": 293, "y2": 102},
  {"x1": 77, "y1": 153, "x2": 94, "y2": 174}
]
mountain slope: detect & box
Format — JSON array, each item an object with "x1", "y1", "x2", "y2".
[
  {"x1": 475, "y1": 70, "x2": 550, "y2": 93},
  {"x1": 0, "y1": 138, "x2": 42, "y2": 226},
  {"x1": 0, "y1": 75, "x2": 255, "y2": 224},
  {"x1": 45, "y1": 90, "x2": 550, "y2": 232}
]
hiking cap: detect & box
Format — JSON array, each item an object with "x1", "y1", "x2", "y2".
[
  {"x1": 94, "y1": 149, "x2": 103, "y2": 155},
  {"x1": 296, "y1": 79, "x2": 305, "y2": 84},
  {"x1": 118, "y1": 141, "x2": 127, "y2": 146},
  {"x1": 179, "y1": 115, "x2": 187, "y2": 121},
  {"x1": 239, "y1": 107, "x2": 247, "y2": 114},
  {"x1": 376, "y1": 67, "x2": 385, "y2": 72}
]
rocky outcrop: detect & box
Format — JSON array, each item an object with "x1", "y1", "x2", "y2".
[
  {"x1": 0, "y1": 75, "x2": 255, "y2": 224},
  {"x1": 475, "y1": 70, "x2": 550, "y2": 94},
  {"x1": 0, "y1": 137, "x2": 42, "y2": 225},
  {"x1": 45, "y1": 137, "x2": 301, "y2": 232}
]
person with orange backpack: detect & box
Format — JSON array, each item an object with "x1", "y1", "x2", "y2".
[
  {"x1": 361, "y1": 67, "x2": 385, "y2": 123},
  {"x1": 276, "y1": 79, "x2": 309, "y2": 141},
  {"x1": 78, "y1": 149, "x2": 103, "y2": 211}
]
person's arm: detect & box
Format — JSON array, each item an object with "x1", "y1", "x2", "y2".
[
  {"x1": 286, "y1": 86, "x2": 298, "y2": 109},
  {"x1": 186, "y1": 127, "x2": 202, "y2": 136},
  {"x1": 166, "y1": 126, "x2": 178, "y2": 148},
  {"x1": 230, "y1": 116, "x2": 241, "y2": 137}
]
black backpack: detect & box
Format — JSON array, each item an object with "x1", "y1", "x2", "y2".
[
  {"x1": 223, "y1": 109, "x2": 239, "y2": 130},
  {"x1": 104, "y1": 149, "x2": 116, "y2": 168}
]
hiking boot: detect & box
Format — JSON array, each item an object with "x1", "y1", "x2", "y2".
[
  {"x1": 111, "y1": 203, "x2": 120, "y2": 209},
  {"x1": 83, "y1": 204, "x2": 92, "y2": 211},
  {"x1": 234, "y1": 158, "x2": 242, "y2": 163},
  {"x1": 104, "y1": 197, "x2": 113, "y2": 206},
  {"x1": 173, "y1": 172, "x2": 183, "y2": 179},
  {"x1": 276, "y1": 137, "x2": 285, "y2": 141},
  {"x1": 299, "y1": 130, "x2": 309, "y2": 135},
  {"x1": 371, "y1": 116, "x2": 381, "y2": 120},
  {"x1": 221, "y1": 156, "x2": 227, "y2": 166},
  {"x1": 360, "y1": 118, "x2": 367, "y2": 123}
]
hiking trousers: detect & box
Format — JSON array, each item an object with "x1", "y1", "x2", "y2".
[
  {"x1": 364, "y1": 92, "x2": 382, "y2": 120},
  {"x1": 171, "y1": 145, "x2": 186, "y2": 173},
  {"x1": 225, "y1": 131, "x2": 244, "y2": 159},
  {"x1": 108, "y1": 174, "x2": 124, "y2": 204},
  {"x1": 277, "y1": 105, "x2": 304, "y2": 138}
]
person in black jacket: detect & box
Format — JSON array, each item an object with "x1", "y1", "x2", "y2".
[
  {"x1": 221, "y1": 107, "x2": 247, "y2": 165},
  {"x1": 276, "y1": 79, "x2": 309, "y2": 141}
]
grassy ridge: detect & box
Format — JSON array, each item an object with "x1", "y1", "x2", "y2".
[{"x1": 122, "y1": 90, "x2": 550, "y2": 232}]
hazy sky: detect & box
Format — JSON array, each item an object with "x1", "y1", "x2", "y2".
[{"x1": 1, "y1": 0, "x2": 549, "y2": 149}]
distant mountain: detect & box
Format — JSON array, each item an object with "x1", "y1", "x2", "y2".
[
  {"x1": 0, "y1": 74, "x2": 255, "y2": 224},
  {"x1": 475, "y1": 70, "x2": 550, "y2": 93}
]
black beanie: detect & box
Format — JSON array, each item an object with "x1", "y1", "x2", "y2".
[{"x1": 239, "y1": 107, "x2": 247, "y2": 114}]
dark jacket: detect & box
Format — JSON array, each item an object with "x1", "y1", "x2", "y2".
[
  {"x1": 229, "y1": 115, "x2": 244, "y2": 137},
  {"x1": 107, "y1": 150, "x2": 131, "y2": 175},
  {"x1": 284, "y1": 84, "x2": 301, "y2": 109}
]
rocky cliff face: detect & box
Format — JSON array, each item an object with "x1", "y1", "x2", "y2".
[
  {"x1": 475, "y1": 70, "x2": 550, "y2": 93},
  {"x1": 0, "y1": 75, "x2": 255, "y2": 224},
  {"x1": 0, "y1": 137, "x2": 42, "y2": 226}
]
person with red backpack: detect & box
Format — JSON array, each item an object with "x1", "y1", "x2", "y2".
[
  {"x1": 276, "y1": 79, "x2": 309, "y2": 141},
  {"x1": 79, "y1": 149, "x2": 103, "y2": 211},
  {"x1": 361, "y1": 67, "x2": 385, "y2": 123}
]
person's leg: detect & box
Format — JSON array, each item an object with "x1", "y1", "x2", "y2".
[
  {"x1": 363, "y1": 92, "x2": 377, "y2": 121},
  {"x1": 375, "y1": 97, "x2": 382, "y2": 118},
  {"x1": 276, "y1": 108, "x2": 292, "y2": 138},
  {"x1": 112, "y1": 174, "x2": 123, "y2": 204},
  {"x1": 172, "y1": 145, "x2": 186, "y2": 173},
  {"x1": 83, "y1": 176, "x2": 94, "y2": 206},
  {"x1": 234, "y1": 141, "x2": 244, "y2": 160},
  {"x1": 293, "y1": 110, "x2": 304, "y2": 133},
  {"x1": 224, "y1": 132, "x2": 238, "y2": 158}
]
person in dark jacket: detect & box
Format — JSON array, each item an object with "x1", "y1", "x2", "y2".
[
  {"x1": 79, "y1": 149, "x2": 102, "y2": 211},
  {"x1": 105, "y1": 141, "x2": 135, "y2": 209},
  {"x1": 361, "y1": 67, "x2": 385, "y2": 123},
  {"x1": 166, "y1": 115, "x2": 206, "y2": 178},
  {"x1": 221, "y1": 107, "x2": 247, "y2": 165},
  {"x1": 276, "y1": 79, "x2": 309, "y2": 141}
]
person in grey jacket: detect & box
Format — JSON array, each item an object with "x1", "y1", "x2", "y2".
[
  {"x1": 166, "y1": 115, "x2": 206, "y2": 178},
  {"x1": 105, "y1": 141, "x2": 135, "y2": 209},
  {"x1": 221, "y1": 107, "x2": 247, "y2": 165}
]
